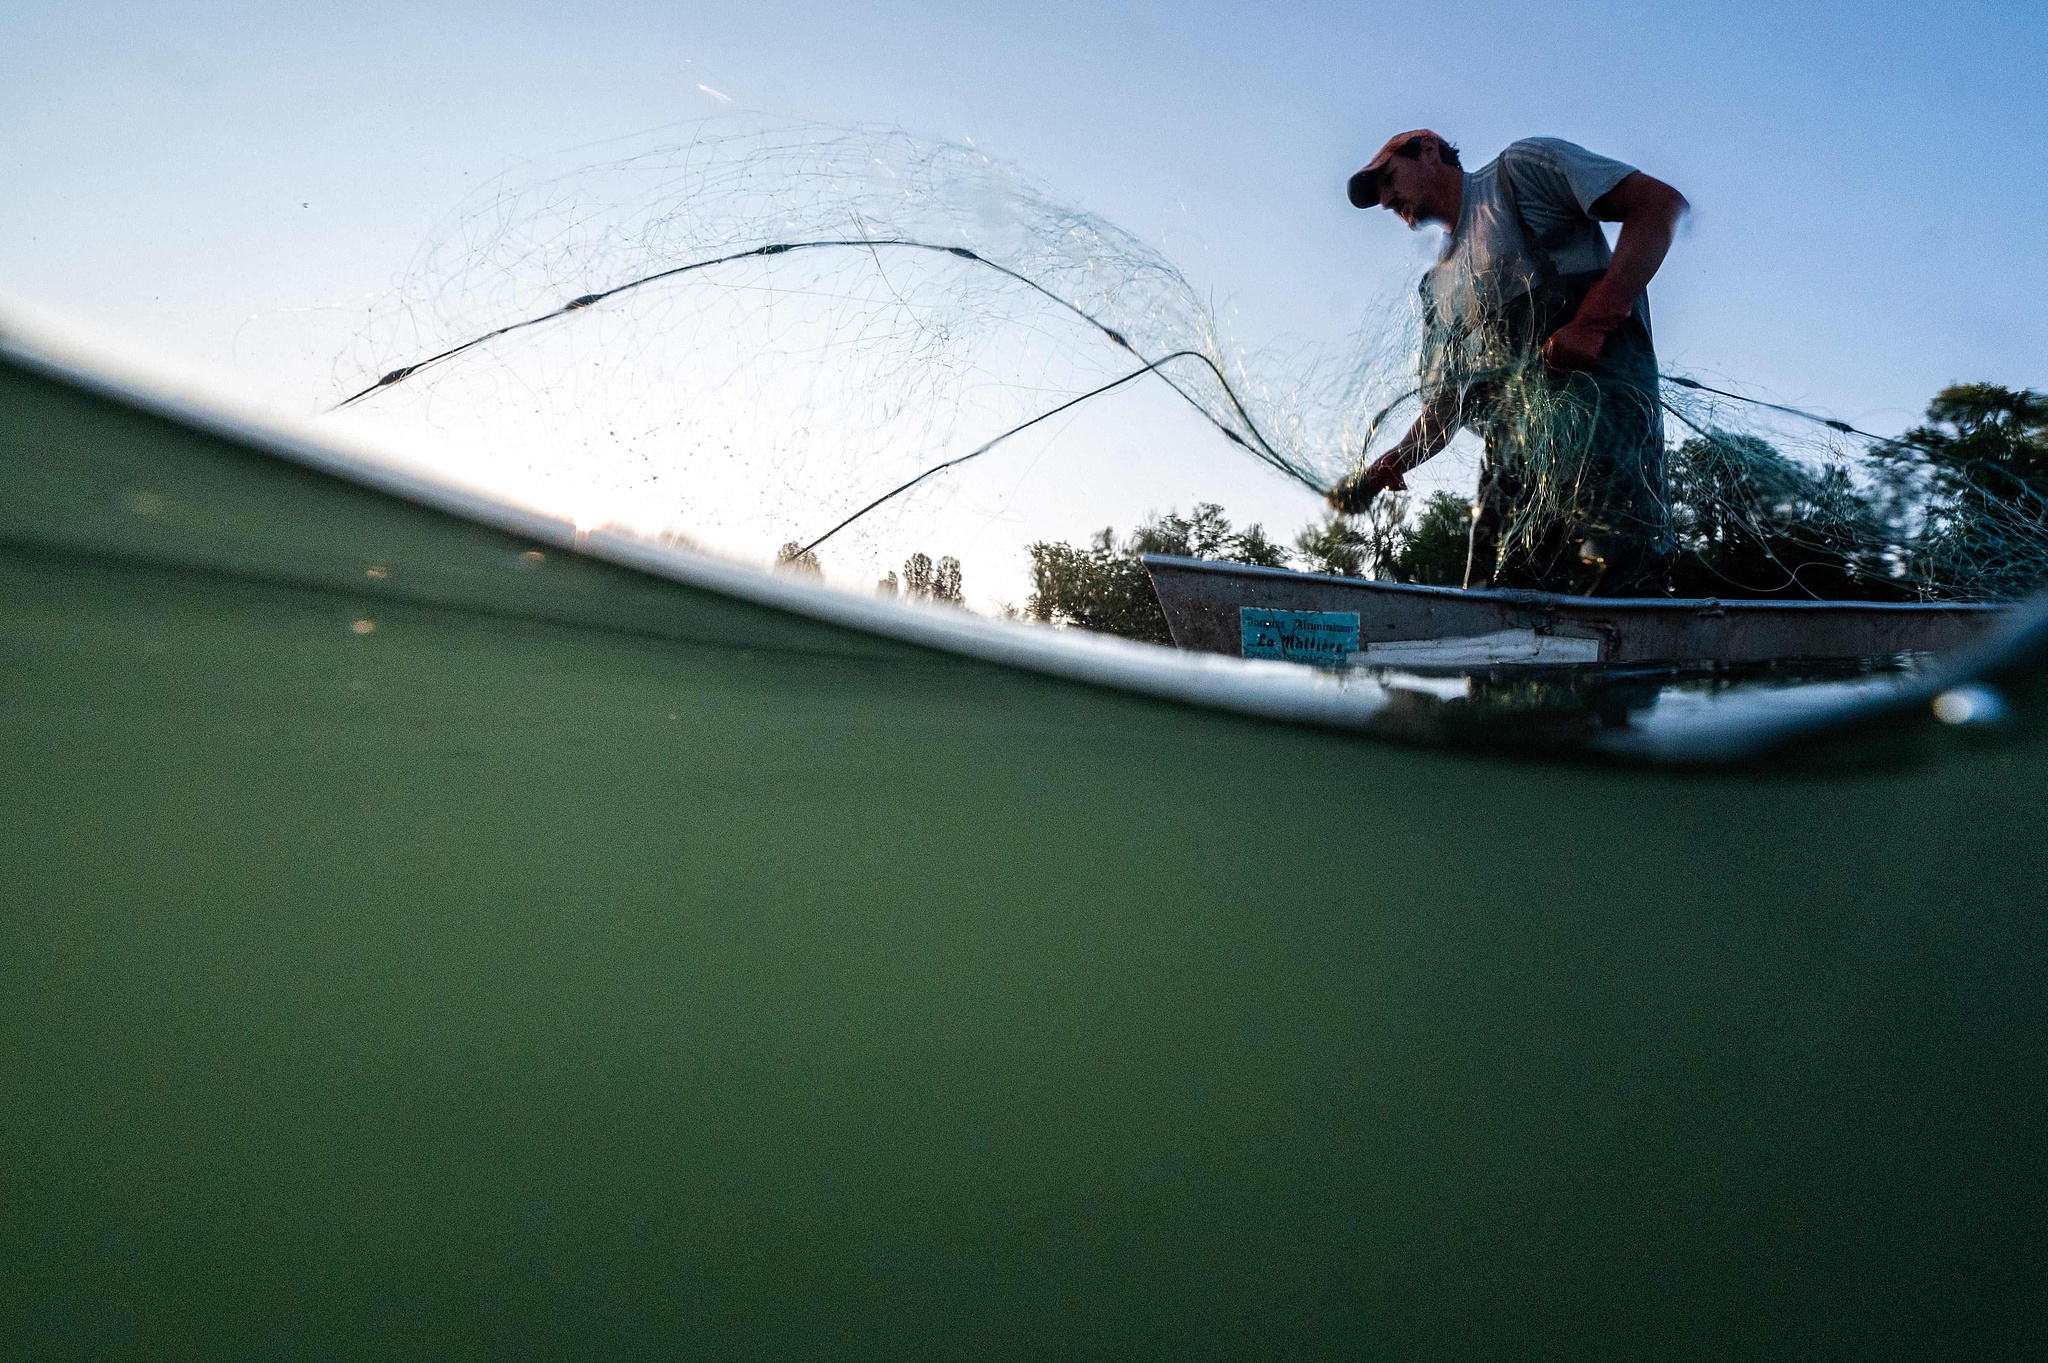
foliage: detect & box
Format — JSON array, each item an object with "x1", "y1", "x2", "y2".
[
  {"x1": 1666, "y1": 433, "x2": 1905, "y2": 600},
  {"x1": 1883, "y1": 384, "x2": 2048, "y2": 599},
  {"x1": 1296, "y1": 498, "x2": 1406, "y2": 579},
  {"x1": 904, "y1": 551, "x2": 964, "y2": 603},
  {"x1": 1393, "y1": 492, "x2": 1473, "y2": 587},
  {"x1": 1128, "y1": 503, "x2": 1290, "y2": 568},
  {"x1": 1025, "y1": 530, "x2": 1173, "y2": 642},
  {"x1": 1027, "y1": 503, "x2": 1282, "y2": 643},
  {"x1": 774, "y1": 541, "x2": 823, "y2": 576},
  {"x1": 876, "y1": 551, "x2": 964, "y2": 604},
  {"x1": 1901, "y1": 384, "x2": 2048, "y2": 498},
  {"x1": 1294, "y1": 492, "x2": 1466, "y2": 586}
]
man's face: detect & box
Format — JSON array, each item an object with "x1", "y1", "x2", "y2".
[{"x1": 1375, "y1": 152, "x2": 1430, "y2": 229}]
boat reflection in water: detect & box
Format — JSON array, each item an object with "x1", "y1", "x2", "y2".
[
  {"x1": 1145, "y1": 549, "x2": 2041, "y2": 763},
  {"x1": 1355, "y1": 655, "x2": 1916, "y2": 752}
]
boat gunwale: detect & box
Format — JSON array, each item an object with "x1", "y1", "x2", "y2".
[{"x1": 1140, "y1": 553, "x2": 2007, "y2": 616}]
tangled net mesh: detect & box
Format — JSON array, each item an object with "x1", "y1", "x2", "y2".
[{"x1": 334, "y1": 114, "x2": 2046, "y2": 604}]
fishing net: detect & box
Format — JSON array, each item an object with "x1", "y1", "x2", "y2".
[{"x1": 332, "y1": 114, "x2": 2047, "y2": 605}]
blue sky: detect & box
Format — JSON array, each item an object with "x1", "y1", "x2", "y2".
[{"x1": 4, "y1": 0, "x2": 2044, "y2": 597}]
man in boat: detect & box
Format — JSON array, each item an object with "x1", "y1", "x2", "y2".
[{"x1": 1329, "y1": 131, "x2": 1689, "y2": 596}]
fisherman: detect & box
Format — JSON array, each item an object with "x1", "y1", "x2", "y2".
[{"x1": 1329, "y1": 131, "x2": 1689, "y2": 596}]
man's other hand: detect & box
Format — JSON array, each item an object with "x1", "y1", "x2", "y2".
[
  {"x1": 1542, "y1": 319, "x2": 1610, "y2": 373},
  {"x1": 1327, "y1": 454, "x2": 1407, "y2": 513}
]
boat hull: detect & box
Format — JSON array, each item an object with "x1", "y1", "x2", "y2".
[{"x1": 1144, "y1": 553, "x2": 2005, "y2": 666}]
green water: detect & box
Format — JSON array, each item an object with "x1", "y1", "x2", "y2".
[{"x1": 4, "y1": 548, "x2": 2045, "y2": 1358}]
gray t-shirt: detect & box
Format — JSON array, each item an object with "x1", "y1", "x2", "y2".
[{"x1": 1419, "y1": 137, "x2": 1641, "y2": 400}]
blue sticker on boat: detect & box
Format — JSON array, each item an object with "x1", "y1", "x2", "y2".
[{"x1": 1239, "y1": 608, "x2": 1360, "y2": 666}]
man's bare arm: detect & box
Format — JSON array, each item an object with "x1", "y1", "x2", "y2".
[
  {"x1": 1543, "y1": 171, "x2": 1689, "y2": 372},
  {"x1": 1327, "y1": 389, "x2": 1462, "y2": 512},
  {"x1": 1591, "y1": 171, "x2": 1688, "y2": 303}
]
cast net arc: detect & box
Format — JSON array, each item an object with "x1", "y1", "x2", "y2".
[{"x1": 335, "y1": 115, "x2": 2047, "y2": 603}]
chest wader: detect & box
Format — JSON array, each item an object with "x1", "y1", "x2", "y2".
[{"x1": 1456, "y1": 175, "x2": 1675, "y2": 597}]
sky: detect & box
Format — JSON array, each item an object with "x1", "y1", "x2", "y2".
[{"x1": 4, "y1": 0, "x2": 2045, "y2": 606}]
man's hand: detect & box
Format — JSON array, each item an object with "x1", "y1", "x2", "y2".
[
  {"x1": 1542, "y1": 317, "x2": 1613, "y2": 373},
  {"x1": 1327, "y1": 453, "x2": 1407, "y2": 513},
  {"x1": 1546, "y1": 171, "x2": 1687, "y2": 376},
  {"x1": 1333, "y1": 391, "x2": 1457, "y2": 512},
  {"x1": 1543, "y1": 270, "x2": 1637, "y2": 373}
]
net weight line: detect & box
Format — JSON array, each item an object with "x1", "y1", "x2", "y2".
[
  {"x1": 334, "y1": 237, "x2": 1308, "y2": 487},
  {"x1": 793, "y1": 350, "x2": 1211, "y2": 557},
  {"x1": 338, "y1": 235, "x2": 1954, "y2": 556}
]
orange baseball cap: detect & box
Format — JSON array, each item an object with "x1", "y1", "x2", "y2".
[{"x1": 1347, "y1": 129, "x2": 1446, "y2": 209}]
